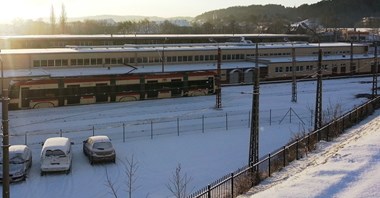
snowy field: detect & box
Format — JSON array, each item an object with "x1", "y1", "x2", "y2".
[
  {"x1": 0, "y1": 77, "x2": 373, "y2": 197},
  {"x1": 240, "y1": 107, "x2": 380, "y2": 198}
]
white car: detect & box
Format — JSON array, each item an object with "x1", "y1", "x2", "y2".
[
  {"x1": 40, "y1": 137, "x2": 72, "y2": 175},
  {"x1": 83, "y1": 135, "x2": 116, "y2": 165},
  {"x1": 0, "y1": 145, "x2": 32, "y2": 182}
]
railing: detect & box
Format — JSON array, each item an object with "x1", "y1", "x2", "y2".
[{"x1": 188, "y1": 96, "x2": 380, "y2": 198}]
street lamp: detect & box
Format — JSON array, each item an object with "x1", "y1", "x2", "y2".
[{"x1": 1, "y1": 50, "x2": 10, "y2": 198}]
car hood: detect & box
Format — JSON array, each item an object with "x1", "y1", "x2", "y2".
[{"x1": 0, "y1": 163, "x2": 24, "y2": 176}]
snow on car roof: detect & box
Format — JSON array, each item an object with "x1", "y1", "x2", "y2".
[
  {"x1": 9, "y1": 145, "x2": 28, "y2": 153},
  {"x1": 89, "y1": 135, "x2": 111, "y2": 142},
  {"x1": 42, "y1": 137, "x2": 70, "y2": 149}
]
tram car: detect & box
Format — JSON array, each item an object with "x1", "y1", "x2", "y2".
[{"x1": 8, "y1": 71, "x2": 215, "y2": 110}]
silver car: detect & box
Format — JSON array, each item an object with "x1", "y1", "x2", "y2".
[
  {"x1": 0, "y1": 145, "x2": 32, "y2": 182},
  {"x1": 83, "y1": 135, "x2": 116, "y2": 165}
]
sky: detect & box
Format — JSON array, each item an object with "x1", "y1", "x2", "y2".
[
  {"x1": 0, "y1": 75, "x2": 371, "y2": 197},
  {"x1": 1, "y1": 0, "x2": 320, "y2": 23}
]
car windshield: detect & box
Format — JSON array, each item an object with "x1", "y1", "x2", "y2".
[
  {"x1": 45, "y1": 149, "x2": 66, "y2": 157},
  {"x1": 93, "y1": 142, "x2": 112, "y2": 150},
  {"x1": 10, "y1": 154, "x2": 24, "y2": 164}
]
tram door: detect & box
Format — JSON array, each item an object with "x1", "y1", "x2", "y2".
[
  {"x1": 66, "y1": 85, "x2": 80, "y2": 104},
  {"x1": 146, "y1": 80, "x2": 158, "y2": 98},
  {"x1": 21, "y1": 87, "x2": 30, "y2": 108},
  {"x1": 96, "y1": 83, "x2": 108, "y2": 102}
]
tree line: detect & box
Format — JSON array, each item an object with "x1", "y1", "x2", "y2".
[{"x1": 1, "y1": 0, "x2": 379, "y2": 36}]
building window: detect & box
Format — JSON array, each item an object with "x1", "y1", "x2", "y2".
[{"x1": 33, "y1": 60, "x2": 41, "y2": 67}]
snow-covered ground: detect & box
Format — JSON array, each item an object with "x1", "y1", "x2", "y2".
[
  {"x1": 0, "y1": 77, "x2": 373, "y2": 197},
  {"x1": 240, "y1": 108, "x2": 380, "y2": 198}
]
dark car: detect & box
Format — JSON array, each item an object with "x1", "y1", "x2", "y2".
[
  {"x1": 0, "y1": 145, "x2": 32, "y2": 182},
  {"x1": 83, "y1": 135, "x2": 116, "y2": 165}
]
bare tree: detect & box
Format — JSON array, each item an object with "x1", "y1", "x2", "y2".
[
  {"x1": 105, "y1": 167, "x2": 118, "y2": 198},
  {"x1": 50, "y1": 5, "x2": 56, "y2": 34},
  {"x1": 166, "y1": 163, "x2": 192, "y2": 198},
  {"x1": 59, "y1": 3, "x2": 67, "y2": 34},
  {"x1": 125, "y1": 154, "x2": 139, "y2": 198}
]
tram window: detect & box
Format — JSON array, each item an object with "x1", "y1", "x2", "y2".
[
  {"x1": 178, "y1": 56, "x2": 183, "y2": 62},
  {"x1": 97, "y1": 58, "x2": 103, "y2": 65},
  {"x1": 205, "y1": 55, "x2": 209, "y2": 61},
  {"x1": 62, "y1": 59, "x2": 68, "y2": 66},
  {"x1": 55, "y1": 59, "x2": 62, "y2": 67},
  {"x1": 91, "y1": 58, "x2": 97, "y2": 65},
  {"x1": 70, "y1": 59, "x2": 77, "y2": 66},
  {"x1": 105, "y1": 58, "x2": 111, "y2": 64},
  {"x1": 171, "y1": 56, "x2": 177, "y2": 62},
  {"x1": 195, "y1": 55, "x2": 199, "y2": 61},
  {"x1": 111, "y1": 58, "x2": 117, "y2": 64},
  {"x1": 137, "y1": 58, "x2": 143, "y2": 63},
  {"x1": 143, "y1": 57, "x2": 148, "y2": 63},
  {"x1": 78, "y1": 59, "x2": 84, "y2": 66},
  {"x1": 200, "y1": 55, "x2": 204, "y2": 61},
  {"x1": 167, "y1": 57, "x2": 172, "y2": 62},
  {"x1": 41, "y1": 60, "x2": 48, "y2": 67},
  {"x1": 84, "y1": 59, "x2": 90, "y2": 66},
  {"x1": 117, "y1": 58, "x2": 123, "y2": 64},
  {"x1": 48, "y1": 60, "x2": 54, "y2": 66},
  {"x1": 188, "y1": 56, "x2": 193, "y2": 61},
  {"x1": 182, "y1": 56, "x2": 187, "y2": 62},
  {"x1": 33, "y1": 60, "x2": 41, "y2": 67},
  {"x1": 130, "y1": 58, "x2": 135, "y2": 64},
  {"x1": 222, "y1": 55, "x2": 227, "y2": 60}
]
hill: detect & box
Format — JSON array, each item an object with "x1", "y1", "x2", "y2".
[{"x1": 195, "y1": 0, "x2": 380, "y2": 28}]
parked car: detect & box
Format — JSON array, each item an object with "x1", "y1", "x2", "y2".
[
  {"x1": 83, "y1": 135, "x2": 116, "y2": 165},
  {"x1": 0, "y1": 145, "x2": 32, "y2": 182},
  {"x1": 40, "y1": 137, "x2": 72, "y2": 176}
]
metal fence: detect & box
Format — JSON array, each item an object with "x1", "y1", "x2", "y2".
[
  {"x1": 12, "y1": 104, "x2": 355, "y2": 146},
  {"x1": 188, "y1": 96, "x2": 380, "y2": 198}
]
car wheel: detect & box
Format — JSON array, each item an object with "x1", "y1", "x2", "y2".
[{"x1": 90, "y1": 156, "x2": 94, "y2": 165}]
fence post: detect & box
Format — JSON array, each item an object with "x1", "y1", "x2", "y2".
[
  {"x1": 289, "y1": 107, "x2": 292, "y2": 123},
  {"x1": 283, "y1": 146, "x2": 286, "y2": 167},
  {"x1": 60, "y1": 129, "x2": 63, "y2": 137},
  {"x1": 230, "y1": 173, "x2": 234, "y2": 197},
  {"x1": 151, "y1": 120, "x2": 153, "y2": 139},
  {"x1": 24, "y1": 133, "x2": 27, "y2": 145},
  {"x1": 202, "y1": 115, "x2": 205, "y2": 133},
  {"x1": 177, "y1": 117, "x2": 180, "y2": 136},
  {"x1": 226, "y1": 112, "x2": 228, "y2": 130},
  {"x1": 270, "y1": 109, "x2": 272, "y2": 126},
  {"x1": 123, "y1": 123, "x2": 125, "y2": 143},
  {"x1": 207, "y1": 184, "x2": 211, "y2": 198},
  {"x1": 296, "y1": 138, "x2": 299, "y2": 160},
  {"x1": 92, "y1": 126, "x2": 95, "y2": 136},
  {"x1": 268, "y1": 153, "x2": 271, "y2": 177}
]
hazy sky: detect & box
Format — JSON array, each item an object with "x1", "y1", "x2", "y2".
[{"x1": 1, "y1": 0, "x2": 320, "y2": 22}]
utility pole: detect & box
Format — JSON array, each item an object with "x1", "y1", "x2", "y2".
[
  {"x1": 291, "y1": 47, "x2": 297, "y2": 103},
  {"x1": 314, "y1": 48, "x2": 323, "y2": 132},
  {"x1": 1, "y1": 54, "x2": 10, "y2": 198},
  {"x1": 248, "y1": 43, "x2": 260, "y2": 166},
  {"x1": 215, "y1": 46, "x2": 222, "y2": 109},
  {"x1": 373, "y1": 42, "x2": 378, "y2": 98}
]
